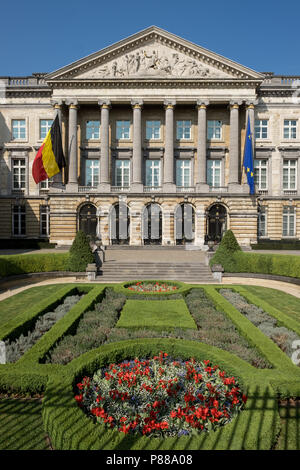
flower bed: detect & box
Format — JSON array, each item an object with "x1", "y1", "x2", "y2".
[
  {"x1": 126, "y1": 282, "x2": 178, "y2": 293},
  {"x1": 75, "y1": 351, "x2": 247, "y2": 437}
]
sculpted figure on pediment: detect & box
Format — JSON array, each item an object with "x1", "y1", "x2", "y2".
[{"x1": 76, "y1": 44, "x2": 230, "y2": 79}]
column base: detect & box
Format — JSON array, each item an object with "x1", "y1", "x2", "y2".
[
  {"x1": 196, "y1": 183, "x2": 210, "y2": 193},
  {"x1": 228, "y1": 183, "x2": 244, "y2": 193},
  {"x1": 97, "y1": 183, "x2": 111, "y2": 193},
  {"x1": 66, "y1": 182, "x2": 78, "y2": 192},
  {"x1": 49, "y1": 183, "x2": 66, "y2": 193},
  {"x1": 131, "y1": 183, "x2": 144, "y2": 193},
  {"x1": 163, "y1": 183, "x2": 177, "y2": 193}
]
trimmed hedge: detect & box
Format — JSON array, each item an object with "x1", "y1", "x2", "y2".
[
  {"x1": 206, "y1": 286, "x2": 300, "y2": 373},
  {"x1": 0, "y1": 253, "x2": 69, "y2": 278},
  {"x1": 211, "y1": 251, "x2": 300, "y2": 279},
  {"x1": 42, "y1": 339, "x2": 280, "y2": 450},
  {"x1": 251, "y1": 240, "x2": 300, "y2": 250}
]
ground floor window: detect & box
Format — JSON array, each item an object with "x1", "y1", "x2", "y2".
[
  {"x1": 282, "y1": 206, "x2": 295, "y2": 237},
  {"x1": 258, "y1": 207, "x2": 267, "y2": 237},
  {"x1": 12, "y1": 205, "x2": 26, "y2": 236},
  {"x1": 79, "y1": 203, "x2": 97, "y2": 239},
  {"x1": 40, "y1": 205, "x2": 50, "y2": 236},
  {"x1": 206, "y1": 203, "x2": 227, "y2": 243},
  {"x1": 175, "y1": 203, "x2": 195, "y2": 244}
]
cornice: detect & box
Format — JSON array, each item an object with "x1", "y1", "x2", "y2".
[{"x1": 48, "y1": 79, "x2": 262, "y2": 89}]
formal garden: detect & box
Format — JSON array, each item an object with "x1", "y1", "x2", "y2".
[
  {"x1": 0, "y1": 278, "x2": 299, "y2": 450},
  {"x1": 0, "y1": 230, "x2": 299, "y2": 450}
]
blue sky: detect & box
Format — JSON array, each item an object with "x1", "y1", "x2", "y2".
[{"x1": 1, "y1": 0, "x2": 299, "y2": 76}]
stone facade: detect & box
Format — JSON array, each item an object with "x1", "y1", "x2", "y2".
[{"x1": 0, "y1": 27, "x2": 299, "y2": 248}]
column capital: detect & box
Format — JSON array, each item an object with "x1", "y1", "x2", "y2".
[
  {"x1": 196, "y1": 99, "x2": 209, "y2": 109},
  {"x1": 65, "y1": 98, "x2": 79, "y2": 108},
  {"x1": 98, "y1": 99, "x2": 111, "y2": 108},
  {"x1": 245, "y1": 99, "x2": 258, "y2": 108},
  {"x1": 164, "y1": 99, "x2": 176, "y2": 109},
  {"x1": 131, "y1": 99, "x2": 143, "y2": 109},
  {"x1": 229, "y1": 100, "x2": 243, "y2": 108},
  {"x1": 50, "y1": 99, "x2": 63, "y2": 109}
]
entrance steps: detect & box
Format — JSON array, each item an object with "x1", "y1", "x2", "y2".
[{"x1": 97, "y1": 261, "x2": 214, "y2": 283}]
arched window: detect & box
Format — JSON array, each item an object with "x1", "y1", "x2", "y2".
[
  {"x1": 110, "y1": 203, "x2": 130, "y2": 245},
  {"x1": 205, "y1": 204, "x2": 227, "y2": 243},
  {"x1": 143, "y1": 203, "x2": 162, "y2": 245},
  {"x1": 175, "y1": 203, "x2": 195, "y2": 245},
  {"x1": 78, "y1": 203, "x2": 97, "y2": 239}
]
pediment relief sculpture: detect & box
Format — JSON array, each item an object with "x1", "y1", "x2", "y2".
[{"x1": 75, "y1": 45, "x2": 233, "y2": 80}]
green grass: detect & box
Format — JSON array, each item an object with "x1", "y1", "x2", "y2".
[
  {"x1": 0, "y1": 284, "x2": 62, "y2": 328},
  {"x1": 242, "y1": 286, "x2": 300, "y2": 324},
  {"x1": 116, "y1": 299, "x2": 197, "y2": 330},
  {"x1": 276, "y1": 401, "x2": 300, "y2": 450},
  {"x1": 0, "y1": 398, "x2": 49, "y2": 450}
]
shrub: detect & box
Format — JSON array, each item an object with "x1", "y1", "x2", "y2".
[
  {"x1": 209, "y1": 231, "x2": 241, "y2": 271},
  {"x1": 0, "y1": 253, "x2": 69, "y2": 278},
  {"x1": 5, "y1": 294, "x2": 83, "y2": 363},
  {"x1": 67, "y1": 231, "x2": 94, "y2": 272},
  {"x1": 218, "y1": 230, "x2": 241, "y2": 253},
  {"x1": 184, "y1": 289, "x2": 271, "y2": 369},
  {"x1": 46, "y1": 288, "x2": 126, "y2": 364}
]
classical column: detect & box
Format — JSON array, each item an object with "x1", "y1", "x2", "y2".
[
  {"x1": 246, "y1": 101, "x2": 257, "y2": 138},
  {"x1": 228, "y1": 100, "x2": 242, "y2": 191},
  {"x1": 98, "y1": 100, "x2": 111, "y2": 192},
  {"x1": 131, "y1": 99, "x2": 143, "y2": 192},
  {"x1": 163, "y1": 100, "x2": 176, "y2": 192},
  {"x1": 50, "y1": 100, "x2": 64, "y2": 188},
  {"x1": 66, "y1": 99, "x2": 79, "y2": 191},
  {"x1": 196, "y1": 100, "x2": 209, "y2": 191}
]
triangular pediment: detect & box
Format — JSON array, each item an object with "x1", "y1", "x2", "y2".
[{"x1": 46, "y1": 26, "x2": 264, "y2": 82}]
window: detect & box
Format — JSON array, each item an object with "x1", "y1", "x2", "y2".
[
  {"x1": 254, "y1": 159, "x2": 268, "y2": 190},
  {"x1": 176, "y1": 159, "x2": 191, "y2": 187},
  {"x1": 283, "y1": 206, "x2": 295, "y2": 236},
  {"x1": 207, "y1": 120, "x2": 222, "y2": 140},
  {"x1": 145, "y1": 160, "x2": 161, "y2": 187},
  {"x1": 284, "y1": 120, "x2": 297, "y2": 139},
  {"x1": 255, "y1": 119, "x2": 268, "y2": 139},
  {"x1": 116, "y1": 121, "x2": 130, "y2": 140},
  {"x1": 86, "y1": 120, "x2": 100, "y2": 140},
  {"x1": 115, "y1": 160, "x2": 130, "y2": 186},
  {"x1": 146, "y1": 121, "x2": 161, "y2": 140},
  {"x1": 40, "y1": 205, "x2": 50, "y2": 236},
  {"x1": 283, "y1": 159, "x2": 297, "y2": 190},
  {"x1": 12, "y1": 205, "x2": 26, "y2": 236},
  {"x1": 40, "y1": 177, "x2": 53, "y2": 190},
  {"x1": 85, "y1": 159, "x2": 99, "y2": 186},
  {"x1": 40, "y1": 119, "x2": 53, "y2": 140},
  {"x1": 207, "y1": 160, "x2": 221, "y2": 187},
  {"x1": 176, "y1": 120, "x2": 191, "y2": 140},
  {"x1": 12, "y1": 119, "x2": 26, "y2": 140},
  {"x1": 12, "y1": 159, "x2": 26, "y2": 190},
  {"x1": 258, "y1": 207, "x2": 267, "y2": 237}
]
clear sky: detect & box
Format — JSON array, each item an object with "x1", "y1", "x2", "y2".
[{"x1": 1, "y1": 0, "x2": 299, "y2": 76}]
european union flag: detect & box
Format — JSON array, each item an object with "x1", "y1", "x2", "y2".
[{"x1": 243, "y1": 115, "x2": 255, "y2": 195}]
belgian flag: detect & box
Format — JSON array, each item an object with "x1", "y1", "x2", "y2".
[{"x1": 32, "y1": 115, "x2": 66, "y2": 184}]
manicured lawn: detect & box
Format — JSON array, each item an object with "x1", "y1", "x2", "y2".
[
  {"x1": 0, "y1": 284, "x2": 62, "y2": 327},
  {"x1": 0, "y1": 398, "x2": 49, "y2": 450},
  {"x1": 243, "y1": 286, "x2": 300, "y2": 324},
  {"x1": 116, "y1": 299, "x2": 197, "y2": 330},
  {"x1": 276, "y1": 401, "x2": 300, "y2": 450}
]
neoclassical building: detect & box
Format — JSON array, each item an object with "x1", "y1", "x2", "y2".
[{"x1": 0, "y1": 26, "x2": 299, "y2": 247}]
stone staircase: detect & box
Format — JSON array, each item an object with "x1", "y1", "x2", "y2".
[{"x1": 97, "y1": 261, "x2": 214, "y2": 283}]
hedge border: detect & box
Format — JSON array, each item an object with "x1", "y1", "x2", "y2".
[
  {"x1": 17, "y1": 285, "x2": 107, "y2": 366},
  {"x1": 205, "y1": 286, "x2": 300, "y2": 376},
  {"x1": 230, "y1": 286, "x2": 300, "y2": 337},
  {"x1": 42, "y1": 338, "x2": 280, "y2": 450},
  {"x1": 0, "y1": 284, "x2": 82, "y2": 342}
]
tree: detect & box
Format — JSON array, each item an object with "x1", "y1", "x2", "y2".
[{"x1": 67, "y1": 230, "x2": 94, "y2": 272}]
